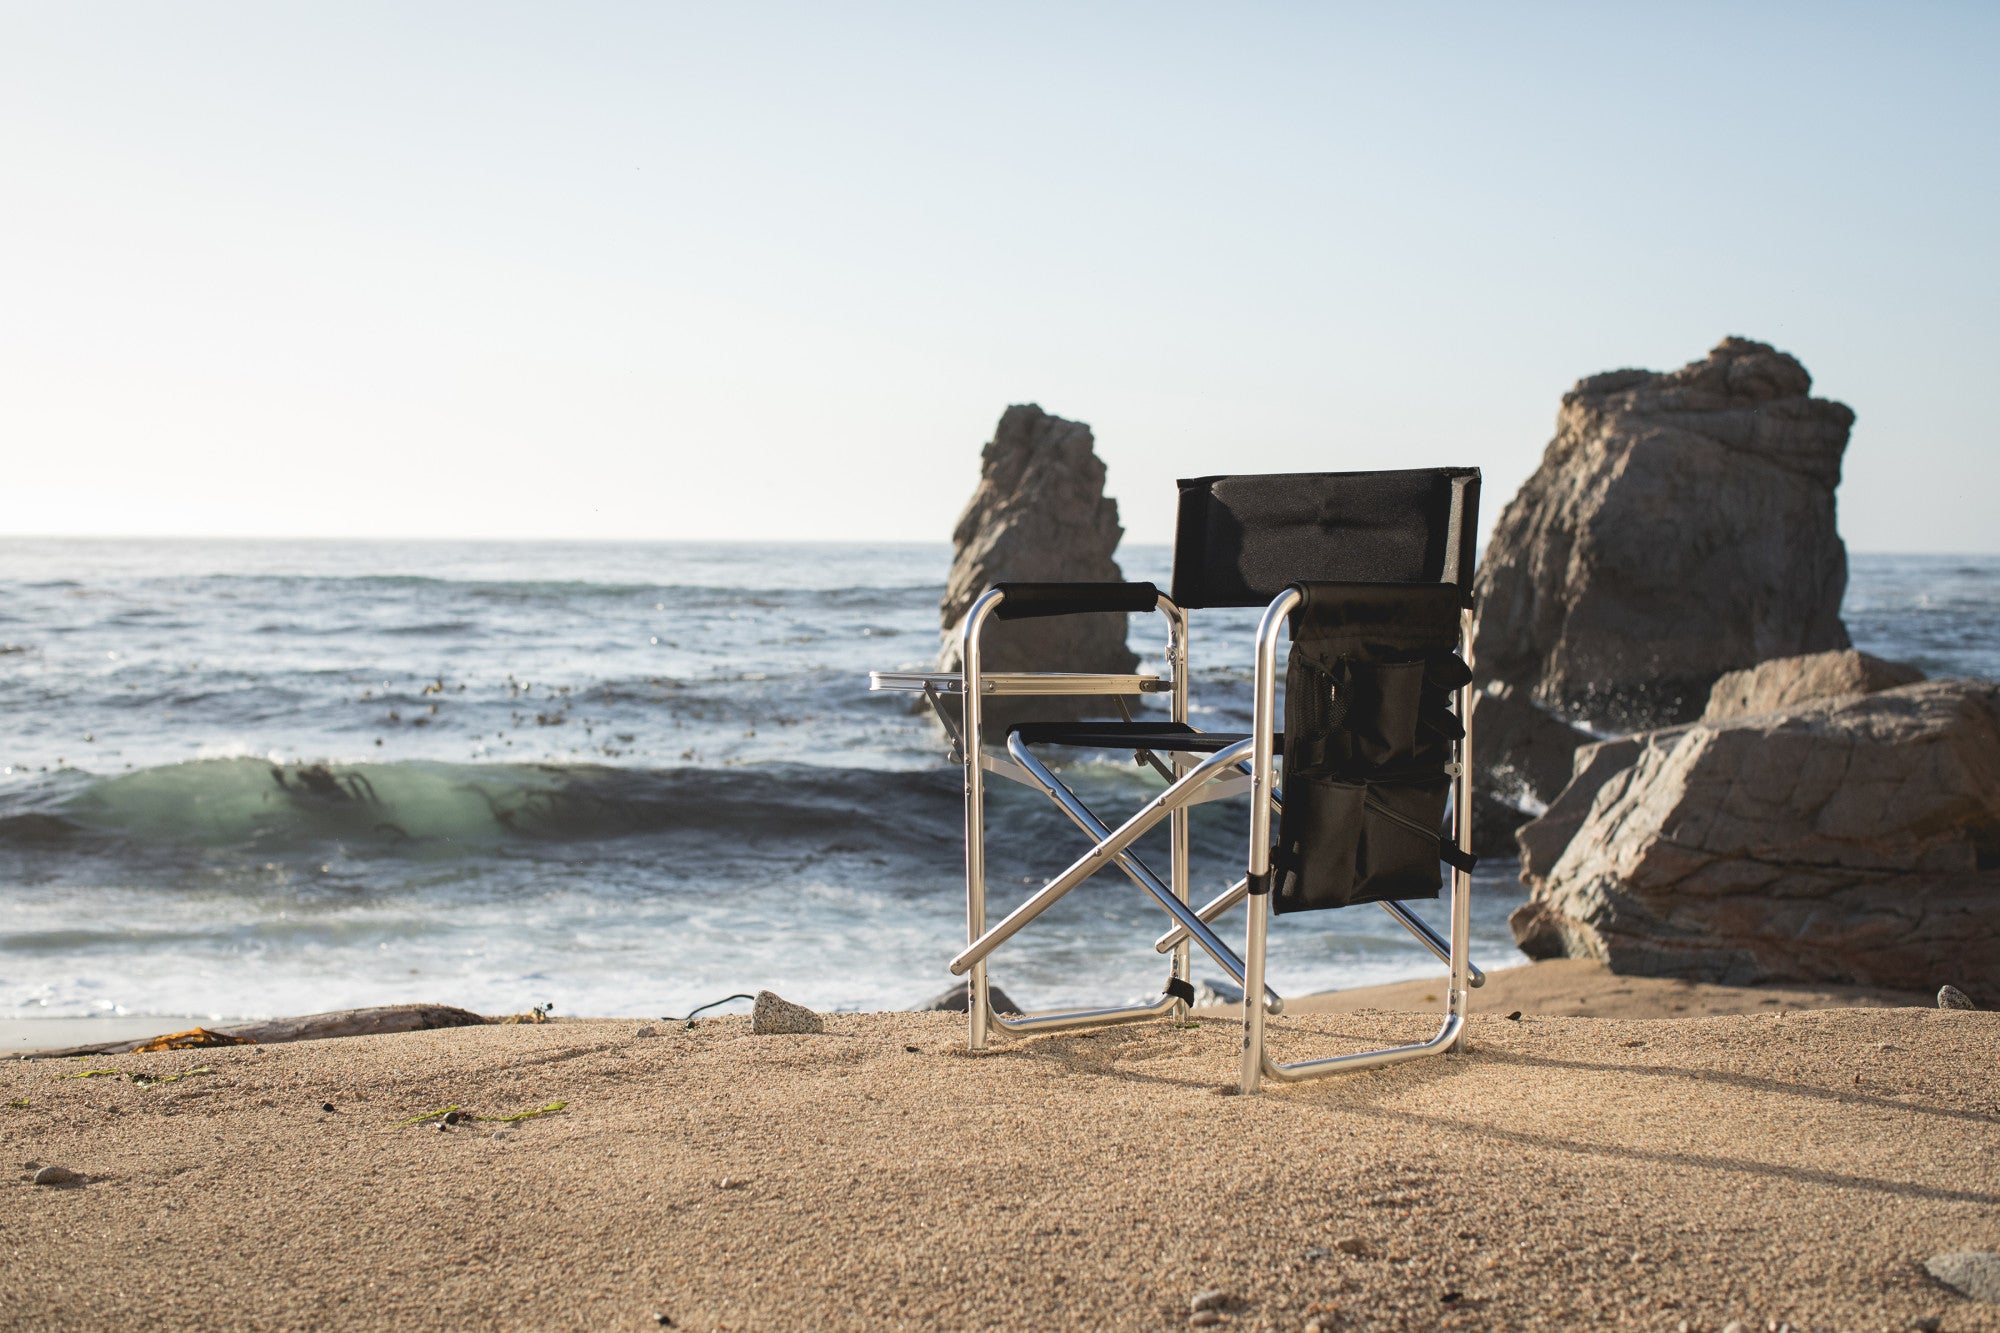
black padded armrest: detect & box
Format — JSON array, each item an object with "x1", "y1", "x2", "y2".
[
  {"x1": 1290, "y1": 580, "x2": 1472, "y2": 621},
  {"x1": 990, "y1": 581, "x2": 1161, "y2": 620}
]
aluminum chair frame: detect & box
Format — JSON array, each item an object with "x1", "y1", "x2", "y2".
[{"x1": 948, "y1": 584, "x2": 1480, "y2": 1090}]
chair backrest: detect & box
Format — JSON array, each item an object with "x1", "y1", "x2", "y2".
[{"x1": 1169, "y1": 468, "x2": 1481, "y2": 609}]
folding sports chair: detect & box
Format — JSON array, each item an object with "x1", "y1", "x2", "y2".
[{"x1": 903, "y1": 468, "x2": 1483, "y2": 1093}]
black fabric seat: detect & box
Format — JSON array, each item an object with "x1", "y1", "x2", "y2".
[{"x1": 1009, "y1": 720, "x2": 1283, "y2": 756}]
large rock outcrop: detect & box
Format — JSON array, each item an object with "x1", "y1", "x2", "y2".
[
  {"x1": 938, "y1": 405, "x2": 1138, "y2": 693},
  {"x1": 1472, "y1": 337, "x2": 1854, "y2": 735},
  {"x1": 1517, "y1": 649, "x2": 1927, "y2": 882},
  {"x1": 1509, "y1": 679, "x2": 2000, "y2": 1004}
]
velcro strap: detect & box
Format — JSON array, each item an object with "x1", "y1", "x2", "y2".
[
  {"x1": 1246, "y1": 869, "x2": 1274, "y2": 896},
  {"x1": 1440, "y1": 843, "x2": 1479, "y2": 874},
  {"x1": 1163, "y1": 977, "x2": 1196, "y2": 1005}
]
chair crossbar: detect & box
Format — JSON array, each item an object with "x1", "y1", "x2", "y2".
[
  {"x1": 1002, "y1": 736, "x2": 1284, "y2": 1012},
  {"x1": 950, "y1": 737, "x2": 1255, "y2": 978}
]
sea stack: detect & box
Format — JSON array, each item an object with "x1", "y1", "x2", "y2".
[
  {"x1": 1472, "y1": 337, "x2": 1854, "y2": 735},
  {"x1": 938, "y1": 406, "x2": 1138, "y2": 724}
]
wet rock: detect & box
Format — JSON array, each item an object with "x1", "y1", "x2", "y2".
[
  {"x1": 1926, "y1": 1252, "x2": 2000, "y2": 1303},
  {"x1": 1188, "y1": 1313, "x2": 1224, "y2": 1328},
  {"x1": 937, "y1": 404, "x2": 1138, "y2": 731},
  {"x1": 1468, "y1": 681, "x2": 1596, "y2": 816},
  {"x1": 750, "y1": 991, "x2": 823, "y2": 1035},
  {"x1": 919, "y1": 981, "x2": 1024, "y2": 1016},
  {"x1": 32, "y1": 1164, "x2": 78, "y2": 1186},
  {"x1": 320, "y1": 1102, "x2": 335, "y2": 1113},
  {"x1": 1472, "y1": 337, "x2": 1853, "y2": 732},
  {"x1": 1938, "y1": 985, "x2": 1977, "y2": 1011},
  {"x1": 1509, "y1": 680, "x2": 2000, "y2": 1001}
]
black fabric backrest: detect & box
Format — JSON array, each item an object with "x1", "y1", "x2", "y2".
[{"x1": 1170, "y1": 468, "x2": 1481, "y2": 609}]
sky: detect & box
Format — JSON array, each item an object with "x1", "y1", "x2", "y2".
[{"x1": 1, "y1": 3, "x2": 1993, "y2": 549}]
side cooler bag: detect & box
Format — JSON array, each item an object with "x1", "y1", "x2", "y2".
[{"x1": 1269, "y1": 581, "x2": 1476, "y2": 914}]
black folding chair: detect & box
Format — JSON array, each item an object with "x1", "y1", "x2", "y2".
[{"x1": 926, "y1": 468, "x2": 1483, "y2": 1093}]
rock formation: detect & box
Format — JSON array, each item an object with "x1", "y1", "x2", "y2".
[
  {"x1": 1509, "y1": 679, "x2": 2000, "y2": 1004},
  {"x1": 1517, "y1": 649, "x2": 1927, "y2": 882},
  {"x1": 1700, "y1": 648, "x2": 1923, "y2": 723},
  {"x1": 937, "y1": 406, "x2": 1137, "y2": 729},
  {"x1": 1465, "y1": 683, "x2": 1594, "y2": 852},
  {"x1": 1472, "y1": 337, "x2": 1854, "y2": 735}
]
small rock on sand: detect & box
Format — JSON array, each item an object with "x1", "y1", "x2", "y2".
[
  {"x1": 1926, "y1": 1252, "x2": 2000, "y2": 1302},
  {"x1": 751, "y1": 991, "x2": 823, "y2": 1035},
  {"x1": 1334, "y1": 1236, "x2": 1370, "y2": 1256},
  {"x1": 919, "y1": 981, "x2": 1024, "y2": 1016},
  {"x1": 1190, "y1": 1288, "x2": 1229, "y2": 1312},
  {"x1": 634, "y1": 1025, "x2": 658, "y2": 1038},
  {"x1": 32, "y1": 1165, "x2": 78, "y2": 1186},
  {"x1": 1189, "y1": 1314, "x2": 1224, "y2": 1329},
  {"x1": 1938, "y1": 985, "x2": 1977, "y2": 1011}
]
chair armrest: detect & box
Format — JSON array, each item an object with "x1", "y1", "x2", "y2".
[{"x1": 990, "y1": 582, "x2": 1161, "y2": 620}]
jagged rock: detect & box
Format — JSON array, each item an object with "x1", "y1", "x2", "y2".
[
  {"x1": 1472, "y1": 337, "x2": 1854, "y2": 731},
  {"x1": 937, "y1": 405, "x2": 1138, "y2": 728},
  {"x1": 1702, "y1": 648, "x2": 1923, "y2": 722},
  {"x1": 1516, "y1": 727, "x2": 1691, "y2": 884},
  {"x1": 919, "y1": 981, "x2": 1024, "y2": 1016},
  {"x1": 1517, "y1": 650, "x2": 1926, "y2": 881},
  {"x1": 1510, "y1": 680, "x2": 2000, "y2": 1002}
]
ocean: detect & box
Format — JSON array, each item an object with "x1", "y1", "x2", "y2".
[{"x1": 2, "y1": 540, "x2": 1995, "y2": 1027}]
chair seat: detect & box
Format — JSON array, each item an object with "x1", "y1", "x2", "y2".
[{"x1": 1009, "y1": 720, "x2": 1283, "y2": 755}]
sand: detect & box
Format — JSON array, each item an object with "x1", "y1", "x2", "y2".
[
  {"x1": 5, "y1": 977, "x2": 1997, "y2": 1332},
  {"x1": 1283, "y1": 957, "x2": 1934, "y2": 1020}
]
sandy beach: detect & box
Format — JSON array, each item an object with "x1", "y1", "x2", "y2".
[{"x1": 5, "y1": 965, "x2": 1995, "y2": 1332}]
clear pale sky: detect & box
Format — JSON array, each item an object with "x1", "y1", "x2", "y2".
[{"x1": 2, "y1": 3, "x2": 1993, "y2": 548}]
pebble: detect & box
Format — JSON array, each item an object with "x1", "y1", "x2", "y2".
[
  {"x1": 1925, "y1": 1251, "x2": 2000, "y2": 1303},
  {"x1": 32, "y1": 1164, "x2": 78, "y2": 1186},
  {"x1": 718, "y1": 1176, "x2": 748, "y2": 1190},
  {"x1": 634, "y1": 1025, "x2": 657, "y2": 1039},
  {"x1": 490, "y1": 1130, "x2": 515, "y2": 1142},
  {"x1": 1303, "y1": 1247, "x2": 1331, "y2": 1260},
  {"x1": 1334, "y1": 1236, "x2": 1370, "y2": 1256},
  {"x1": 1910, "y1": 1318, "x2": 1942, "y2": 1332},
  {"x1": 1188, "y1": 1314, "x2": 1224, "y2": 1329},
  {"x1": 1721, "y1": 1323, "x2": 1749, "y2": 1333},
  {"x1": 1937, "y1": 985, "x2": 1977, "y2": 1011},
  {"x1": 750, "y1": 991, "x2": 824, "y2": 1035},
  {"x1": 1190, "y1": 1288, "x2": 1230, "y2": 1312},
  {"x1": 321, "y1": 1102, "x2": 335, "y2": 1113}
]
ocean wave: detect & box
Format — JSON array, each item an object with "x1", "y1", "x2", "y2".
[{"x1": 1, "y1": 757, "x2": 967, "y2": 855}]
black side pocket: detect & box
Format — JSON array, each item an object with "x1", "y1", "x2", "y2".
[
  {"x1": 1271, "y1": 777, "x2": 1364, "y2": 914},
  {"x1": 1349, "y1": 778, "x2": 1450, "y2": 905}
]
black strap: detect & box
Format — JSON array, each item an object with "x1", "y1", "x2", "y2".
[
  {"x1": 1164, "y1": 977, "x2": 1196, "y2": 1005},
  {"x1": 1247, "y1": 869, "x2": 1274, "y2": 896}
]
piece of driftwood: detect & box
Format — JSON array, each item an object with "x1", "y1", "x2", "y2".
[{"x1": 25, "y1": 1004, "x2": 490, "y2": 1059}]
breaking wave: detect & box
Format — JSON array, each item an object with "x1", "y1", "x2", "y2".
[{"x1": 1, "y1": 758, "x2": 968, "y2": 855}]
